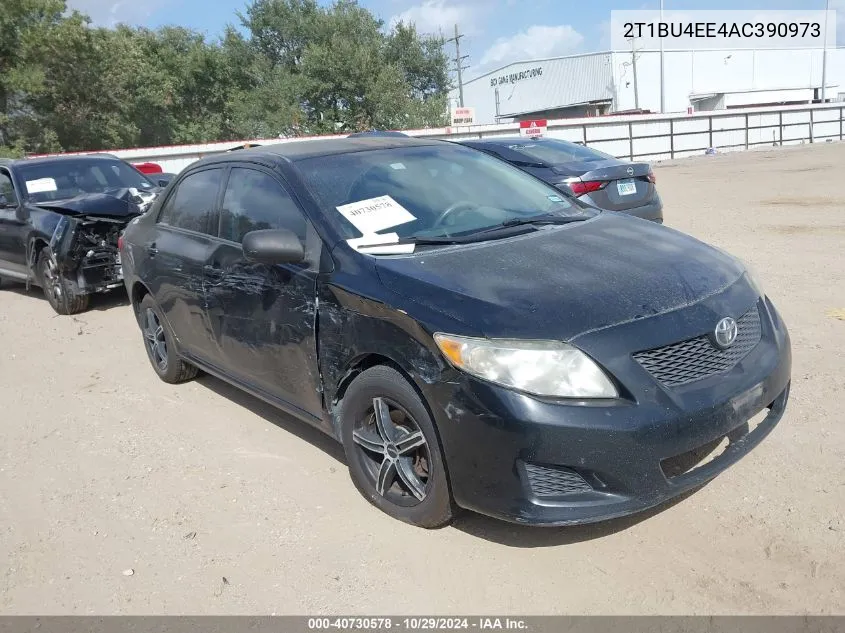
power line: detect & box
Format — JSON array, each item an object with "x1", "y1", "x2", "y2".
[{"x1": 446, "y1": 24, "x2": 470, "y2": 107}]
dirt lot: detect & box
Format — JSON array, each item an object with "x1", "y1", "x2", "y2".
[{"x1": 1, "y1": 142, "x2": 843, "y2": 615}]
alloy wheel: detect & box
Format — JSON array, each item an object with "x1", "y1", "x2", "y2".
[
  {"x1": 42, "y1": 256, "x2": 63, "y2": 305},
  {"x1": 352, "y1": 397, "x2": 431, "y2": 506},
  {"x1": 143, "y1": 307, "x2": 168, "y2": 371}
]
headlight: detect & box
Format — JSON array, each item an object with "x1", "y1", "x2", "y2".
[{"x1": 433, "y1": 334, "x2": 618, "y2": 398}]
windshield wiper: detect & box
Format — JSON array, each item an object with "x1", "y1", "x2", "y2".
[
  {"x1": 481, "y1": 212, "x2": 590, "y2": 232},
  {"x1": 354, "y1": 214, "x2": 591, "y2": 252}
]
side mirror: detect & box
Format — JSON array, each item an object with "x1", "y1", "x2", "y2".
[
  {"x1": 157, "y1": 179, "x2": 170, "y2": 187},
  {"x1": 242, "y1": 229, "x2": 305, "y2": 265}
]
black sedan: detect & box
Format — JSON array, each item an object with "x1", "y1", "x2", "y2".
[
  {"x1": 119, "y1": 136, "x2": 790, "y2": 528},
  {"x1": 456, "y1": 136, "x2": 663, "y2": 223}
]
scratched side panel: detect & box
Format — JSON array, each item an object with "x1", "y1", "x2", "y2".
[{"x1": 204, "y1": 241, "x2": 323, "y2": 420}]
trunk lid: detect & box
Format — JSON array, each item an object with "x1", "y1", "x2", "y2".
[{"x1": 554, "y1": 160, "x2": 657, "y2": 211}]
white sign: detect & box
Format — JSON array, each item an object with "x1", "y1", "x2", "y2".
[
  {"x1": 519, "y1": 119, "x2": 547, "y2": 138},
  {"x1": 450, "y1": 106, "x2": 476, "y2": 126},
  {"x1": 336, "y1": 195, "x2": 416, "y2": 235},
  {"x1": 25, "y1": 178, "x2": 57, "y2": 193}
]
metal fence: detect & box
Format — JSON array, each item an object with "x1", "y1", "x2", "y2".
[{"x1": 31, "y1": 102, "x2": 845, "y2": 172}]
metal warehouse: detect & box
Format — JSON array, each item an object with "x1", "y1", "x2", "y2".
[{"x1": 451, "y1": 47, "x2": 845, "y2": 124}]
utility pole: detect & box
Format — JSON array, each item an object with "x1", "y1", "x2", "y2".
[
  {"x1": 659, "y1": 0, "x2": 665, "y2": 113},
  {"x1": 630, "y1": 36, "x2": 640, "y2": 110},
  {"x1": 821, "y1": 0, "x2": 830, "y2": 102},
  {"x1": 447, "y1": 24, "x2": 469, "y2": 107}
]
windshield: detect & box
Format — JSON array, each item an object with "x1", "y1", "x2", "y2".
[
  {"x1": 296, "y1": 143, "x2": 592, "y2": 242},
  {"x1": 16, "y1": 158, "x2": 156, "y2": 202},
  {"x1": 505, "y1": 139, "x2": 615, "y2": 165}
]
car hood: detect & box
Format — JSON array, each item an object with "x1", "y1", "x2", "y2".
[
  {"x1": 375, "y1": 214, "x2": 747, "y2": 341},
  {"x1": 32, "y1": 188, "x2": 157, "y2": 219}
]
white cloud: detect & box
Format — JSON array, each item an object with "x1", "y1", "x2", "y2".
[
  {"x1": 389, "y1": 1, "x2": 477, "y2": 36},
  {"x1": 65, "y1": 0, "x2": 166, "y2": 26},
  {"x1": 479, "y1": 24, "x2": 584, "y2": 70}
]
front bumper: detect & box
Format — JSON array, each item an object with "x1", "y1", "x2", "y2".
[{"x1": 425, "y1": 291, "x2": 791, "y2": 526}]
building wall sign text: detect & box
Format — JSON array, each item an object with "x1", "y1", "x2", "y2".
[{"x1": 490, "y1": 67, "x2": 543, "y2": 87}]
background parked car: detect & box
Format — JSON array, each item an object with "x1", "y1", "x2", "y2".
[
  {"x1": 456, "y1": 136, "x2": 663, "y2": 223},
  {"x1": 0, "y1": 154, "x2": 161, "y2": 314}
]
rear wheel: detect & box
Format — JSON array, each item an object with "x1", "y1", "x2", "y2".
[
  {"x1": 37, "y1": 248, "x2": 89, "y2": 315},
  {"x1": 339, "y1": 365, "x2": 454, "y2": 528},
  {"x1": 138, "y1": 293, "x2": 198, "y2": 384}
]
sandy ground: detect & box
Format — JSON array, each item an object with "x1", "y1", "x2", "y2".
[{"x1": 0, "y1": 141, "x2": 843, "y2": 615}]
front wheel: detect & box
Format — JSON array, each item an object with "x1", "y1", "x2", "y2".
[
  {"x1": 37, "y1": 248, "x2": 89, "y2": 315},
  {"x1": 339, "y1": 365, "x2": 455, "y2": 528}
]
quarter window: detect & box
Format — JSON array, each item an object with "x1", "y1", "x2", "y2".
[
  {"x1": 158, "y1": 168, "x2": 222, "y2": 234},
  {"x1": 219, "y1": 168, "x2": 307, "y2": 243}
]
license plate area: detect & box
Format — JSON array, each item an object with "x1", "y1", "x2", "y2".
[{"x1": 617, "y1": 179, "x2": 637, "y2": 196}]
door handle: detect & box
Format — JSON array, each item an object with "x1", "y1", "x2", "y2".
[{"x1": 146, "y1": 243, "x2": 158, "y2": 257}]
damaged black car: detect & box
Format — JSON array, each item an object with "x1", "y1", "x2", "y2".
[
  {"x1": 0, "y1": 155, "x2": 160, "y2": 314},
  {"x1": 120, "y1": 137, "x2": 791, "y2": 529}
]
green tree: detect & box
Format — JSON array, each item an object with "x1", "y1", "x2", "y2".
[
  {"x1": 0, "y1": 0, "x2": 451, "y2": 155},
  {"x1": 0, "y1": 0, "x2": 66, "y2": 149}
]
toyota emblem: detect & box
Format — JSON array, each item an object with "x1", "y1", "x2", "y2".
[
  {"x1": 626, "y1": 166, "x2": 634, "y2": 176},
  {"x1": 713, "y1": 317, "x2": 738, "y2": 349}
]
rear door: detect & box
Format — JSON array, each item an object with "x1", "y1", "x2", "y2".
[
  {"x1": 0, "y1": 168, "x2": 28, "y2": 277},
  {"x1": 203, "y1": 165, "x2": 323, "y2": 419},
  {"x1": 146, "y1": 166, "x2": 224, "y2": 360}
]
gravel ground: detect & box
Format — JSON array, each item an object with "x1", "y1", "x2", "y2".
[{"x1": 0, "y1": 141, "x2": 843, "y2": 615}]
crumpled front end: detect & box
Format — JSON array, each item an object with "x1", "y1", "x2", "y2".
[
  {"x1": 41, "y1": 189, "x2": 156, "y2": 296},
  {"x1": 49, "y1": 214, "x2": 126, "y2": 295}
]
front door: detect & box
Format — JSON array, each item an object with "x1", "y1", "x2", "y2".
[
  {"x1": 203, "y1": 166, "x2": 323, "y2": 419},
  {"x1": 0, "y1": 168, "x2": 27, "y2": 278},
  {"x1": 146, "y1": 166, "x2": 224, "y2": 360}
]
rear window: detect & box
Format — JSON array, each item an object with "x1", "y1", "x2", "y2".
[{"x1": 505, "y1": 139, "x2": 615, "y2": 165}]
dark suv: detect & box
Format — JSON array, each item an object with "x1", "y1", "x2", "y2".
[
  {"x1": 0, "y1": 154, "x2": 160, "y2": 314},
  {"x1": 120, "y1": 137, "x2": 790, "y2": 528}
]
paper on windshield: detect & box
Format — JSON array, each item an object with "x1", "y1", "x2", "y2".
[
  {"x1": 26, "y1": 178, "x2": 58, "y2": 194},
  {"x1": 336, "y1": 195, "x2": 415, "y2": 235},
  {"x1": 346, "y1": 232, "x2": 415, "y2": 255}
]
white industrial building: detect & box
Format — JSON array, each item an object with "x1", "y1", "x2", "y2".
[{"x1": 451, "y1": 47, "x2": 845, "y2": 124}]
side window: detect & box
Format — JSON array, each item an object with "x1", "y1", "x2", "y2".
[
  {"x1": 158, "y1": 168, "x2": 222, "y2": 234},
  {"x1": 0, "y1": 170, "x2": 17, "y2": 205},
  {"x1": 219, "y1": 168, "x2": 307, "y2": 243}
]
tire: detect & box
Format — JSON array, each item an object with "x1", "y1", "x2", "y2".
[
  {"x1": 138, "y1": 293, "x2": 199, "y2": 384},
  {"x1": 37, "y1": 248, "x2": 90, "y2": 315},
  {"x1": 339, "y1": 365, "x2": 455, "y2": 528}
]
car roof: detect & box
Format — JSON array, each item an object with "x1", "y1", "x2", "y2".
[
  {"x1": 346, "y1": 130, "x2": 410, "y2": 138},
  {"x1": 194, "y1": 136, "x2": 445, "y2": 167},
  {"x1": 6, "y1": 153, "x2": 123, "y2": 167},
  {"x1": 457, "y1": 136, "x2": 561, "y2": 147}
]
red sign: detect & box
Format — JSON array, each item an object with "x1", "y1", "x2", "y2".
[{"x1": 519, "y1": 119, "x2": 547, "y2": 138}]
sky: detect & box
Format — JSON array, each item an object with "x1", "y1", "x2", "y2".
[{"x1": 66, "y1": 0, "x2": 844, "y2": 81}]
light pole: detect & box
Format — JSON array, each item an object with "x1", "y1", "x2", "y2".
[
  {"x1": 659, "y1": 0, "x2": 665, "y2": 113},
  {"x1": 821, "y1": 0, "x2": 830, "y2": 103}
]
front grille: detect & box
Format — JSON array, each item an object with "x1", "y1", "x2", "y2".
[
  {"x1": 633, "y1": 306, "x2": 762, "y2": 388},
  {"x1": 523, "y1": 462, "x2": 593, "y2": 497}
]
